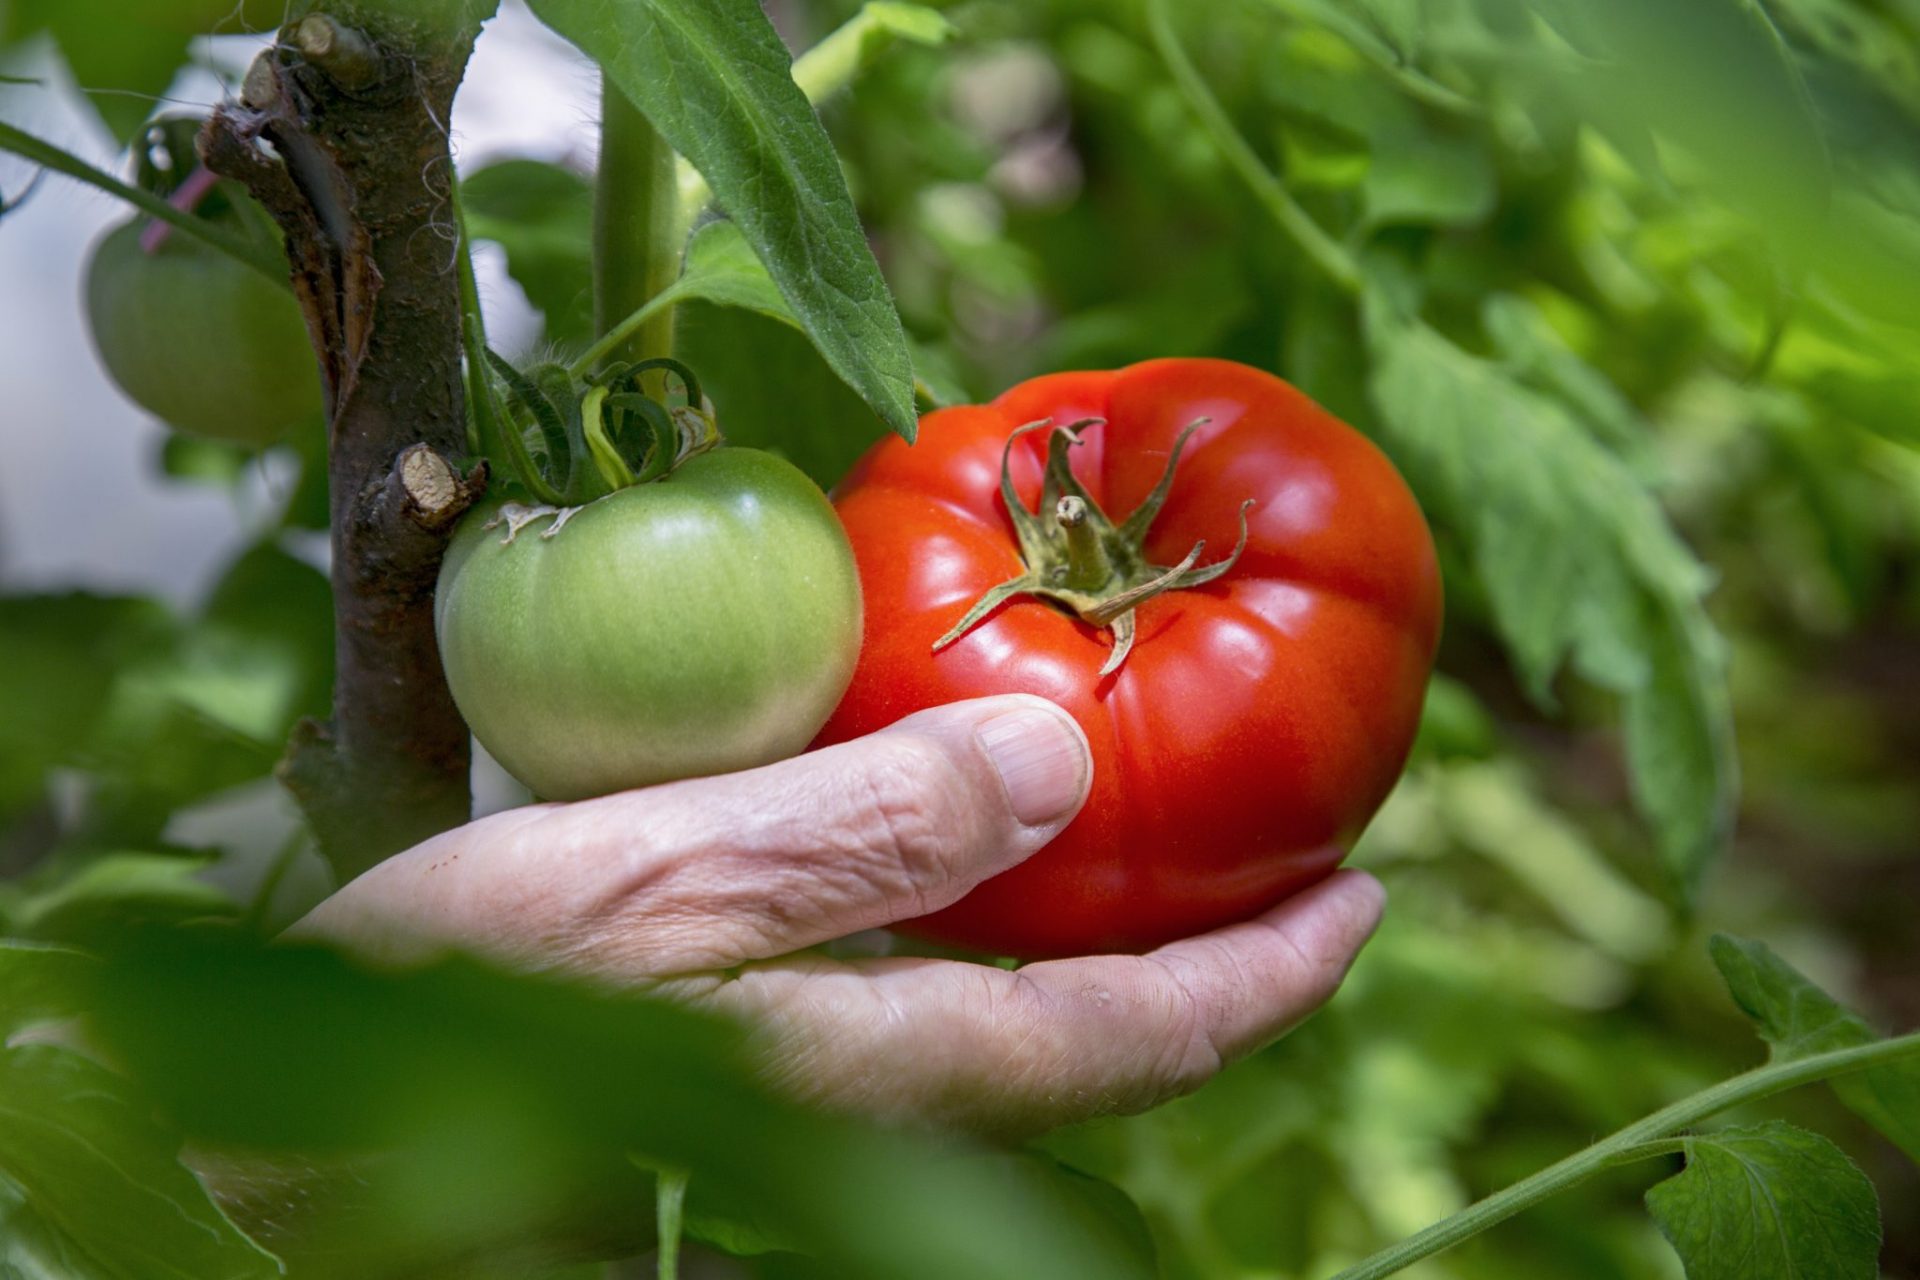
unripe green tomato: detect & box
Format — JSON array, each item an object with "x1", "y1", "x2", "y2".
[
  {"x1": 435, "y1": 448, "x2": 863, "y2": 801},
  {"x1": 84, "y1": 219, "x2": 323, "y2": 445}
]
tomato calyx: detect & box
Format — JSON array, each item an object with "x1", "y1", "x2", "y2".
[
  {"x1": 471, "y1": 350, "x2": 720, "y2": 517},
  {"x1": 933, "y1": 417, "x2": 1254, "y2": 675}
]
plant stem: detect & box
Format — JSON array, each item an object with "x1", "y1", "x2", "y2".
[
  {"x1": 202, "y1": 10, "x2": 486, "y2": 877},
  {"x1": 0, "y1": 121, "x2": 287, "y2": 282},
  {"x1": 452, "y1": 185, "x2": 490, "y2": 458},
  {"x1": 593, "y1": 79, "x2": 683, "y2": 369},
  {"x1": 570, "y1": 290, "x2": 677, "y2": 380},
  {"x1": 1328, "y1": 1030, "x2": 1920, "y2": 1280},
  {"x1": 655, "y1": 1167, "x2": 689, "y2": 1280},
  {"x1": 1056, "y1": 497, "x2": 1114, "y2": 591},
  {"x1": 1143, "y1": 0, "x2": 1363, "y2": 295}
]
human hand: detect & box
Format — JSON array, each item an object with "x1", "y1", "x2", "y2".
[{"x1": 291, "y1": 695, "x2": 1385, "y2": 1136}]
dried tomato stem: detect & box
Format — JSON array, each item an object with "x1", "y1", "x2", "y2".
[{"x1": 1056, "y1": 496, "x2": 1114, "y2": 591}]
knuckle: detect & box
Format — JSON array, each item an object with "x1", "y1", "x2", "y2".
[
  {"x1": 838, "y1": 737, "x2": 977, "y2": 913},
  {"x1": 1144, "y1": 953, "x2": 1229, "y2": 1096}
]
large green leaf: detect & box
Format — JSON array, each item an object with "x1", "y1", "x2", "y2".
[
  {"x1": 1710, "y1": 934, "x2": 1920, "y2": 1162},
  {"x1": 0, "y1": 1043, "x2": 280, "y2": 1280},
  {"x1": 83, "y1": 930, "x2": 1157, "y2": 1280},
  {"x1": 1645, "y1": 1122, "x2": 1881, "y2": 1280},
  {"x1": 523, "y1": 0, "x2": 918, "y2": 441},
  {"x1": 1366, "y1": 302, "x2": 1736, "y2": 895}
]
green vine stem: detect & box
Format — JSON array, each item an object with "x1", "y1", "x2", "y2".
[
  {"x1": 655, "y1": 1167, "x2": 690, "y2": 1280},
  {"x1": 1329, "y1": 1030, "x2": 1920, "y2": 1280},
  {"x1": 593, "y1": 79, "x2": 684, "y2": 369},
  {"x1": 0, "y1": 120, "x2": 287, "y2": 282},
  {"x1": 452, "y1": 182, "x2": 492, "y2": 456},
  {"x1": 571, "y1": 288, "x2": 675, "y2": 380},
  {"x1": 1143, "y1": 0, "x2": 1362, "y2": 295}
]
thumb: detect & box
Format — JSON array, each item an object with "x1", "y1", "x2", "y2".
[
  {"x1": 561, "y1": 693, "x2": 1094, "y2": 968},
  {"x1": 298, "y1": 695, "x2": 1094, "y2": 975}
]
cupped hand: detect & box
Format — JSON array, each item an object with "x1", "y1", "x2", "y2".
[{"x1": 291, "y1": 695, "x2": 1385, "y2": 1137}]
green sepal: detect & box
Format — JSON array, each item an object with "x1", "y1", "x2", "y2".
[
  {"x1": 934, "y1": 417, "x2": 1253, "y2": 676},
  {"x1": 471, "y1": 335, "x2": 565, "y2": 505}
]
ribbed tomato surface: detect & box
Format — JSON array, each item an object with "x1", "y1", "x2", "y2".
[{"x1": 816, "y1": 359, "x2": 1441, "y2": 958}]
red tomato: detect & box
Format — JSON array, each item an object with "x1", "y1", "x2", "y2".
[{"x1": 816, "y1": 358, "x2": 1442, "y2": 958}]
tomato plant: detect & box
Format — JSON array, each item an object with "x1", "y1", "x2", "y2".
[
  {"x1": 436, "y1": 356, "x2": 860, "y2": 801},
  {"x1": 819, "y1": 358, "x2": 1442, "y2": 957},
  {"x1": 7, "y1": 1, "x2": 1920, "y2": 1277}
]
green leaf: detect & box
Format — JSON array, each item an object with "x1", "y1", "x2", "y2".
[
  {"x1": 1482, "y1": 295, "x2": 1659, "y2": 475},
  {"x1": 4, "y1": 852, "x2": 238, "y2": 943},
  {"x1": 1258, "y1": 0, "x2": 1477, "y2": 114},
  {"x1": 1440, "y1": 762, "x2": 1672, "y2": 963},
  {"x1": 1365, "y1": 303, "x2": 1736, "y2": 895},
  {"x1": 79, "y1": 930, "x2": 1175, "y2": 1280},
  {"x1": 0, "y1": 1045, "x2": 281, "y2": 1280},
  {"x1": 0, "y1": 944, "x2": 97, "y2": 1037},
  {"x1": 461, "y1": 159, "x2": 597, "y2": 350},
  {"x1": 1645, "y1": 1122, "x2": 1881, "y2": 1280},
  {"x1": 666, "y1": 220, "x2": 800, "y2": 324},
  {"x1": 1523, "y1": 0, "x2": 1830, "y2": 254},
  {"x1": 0, "y1": 567, "x2": 325, "y2": 844},
  {"x1": 0, "y1": 595, "x2": 175, "y2": 828},
  {"x1": 1360, "y1": 127, "x2": 1494, "y2": 229},
  {"x1": 682, "y1": 1149, "x2": 1154, "y2": 1279},
  {"x1": 1710, "y1": 934, "x2": 1920, "y2": 1162},
  {"x1": 1819, "y1": 183, "x2": 1920, "y2": 335},
  {"x1": 522, "y1": 0, "x2": 919, "y2": 441},
  {"x1": 200, "y1": 541, "x2": 335, "y2": 734},
  {"x1": 5, "y1": 0, "x2": 195, "y2": 141}
]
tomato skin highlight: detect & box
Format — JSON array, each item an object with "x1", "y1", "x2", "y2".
[
  {"x1": 818, "y1": 359, "x2": 1441, "y2": 959},
  {"x1": 437, "y1": 448, "x2": 863, "y2": 802}
]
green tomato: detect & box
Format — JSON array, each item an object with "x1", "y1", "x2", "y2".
[
  {"x1": 435, "y1": 448, "x2": 863, "y2": 801},
  {"x1": 85, "y1": 219, "x2": 323, "y2": 445}
]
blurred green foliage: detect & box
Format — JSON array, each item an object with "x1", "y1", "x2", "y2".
[{"x1": 2, "y1": 0, "x2": 1919, "y2": 1275}]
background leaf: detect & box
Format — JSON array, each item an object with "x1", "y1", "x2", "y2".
[
  {"x1": 1710, "y1": 934, "x2": 1920, "y2": 1161},
  {"x1": 83, "y1": 930, "x2": 1158, "y2": 1280},
  {"x1": 1364, "y1": 304, "x2": 1736, "y2": 895},
  {"x1": 0, "y1": 1043, "x2": 281, "y2": 1280},
  {"x1": 1644, "y1": 1122, "x2": 1881, "y2": 1280}
]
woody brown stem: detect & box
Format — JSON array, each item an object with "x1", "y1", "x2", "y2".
[{"x1": 202, "y1": 4, "x2": 491, "y2": 880}]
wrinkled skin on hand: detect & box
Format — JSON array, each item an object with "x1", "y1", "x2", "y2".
[{"x1": 293, "y1": 695, "x2": 1385, "y2": 1137}]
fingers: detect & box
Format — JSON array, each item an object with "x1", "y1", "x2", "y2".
[
  {"x1": 1081, "y1": 866, "x2": 1390, "y2": 1064},
  {"x1": 705, "y1": 870, "x2": 1387, "y2": 1135},
  {"x1": 292, "y1": 695, "x2": 1091, "y2": 976}
]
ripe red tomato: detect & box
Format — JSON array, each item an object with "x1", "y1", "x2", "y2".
[{"x1": 815, "y1": 358, "x2": 1441, "y2": 958}]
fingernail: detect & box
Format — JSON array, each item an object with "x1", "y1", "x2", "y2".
[{"x1": 976, "y1": 702, "x2": 1090, "y2": 826}]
